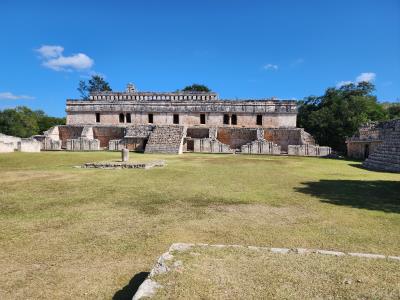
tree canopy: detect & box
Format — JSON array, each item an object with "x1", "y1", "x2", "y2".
[
  {"x1": 0, "y1": 106, "x2": 65, "y2": 138},
  {"x1": 78, "y1": 75, "x2": 112, "y2": 99},
  {"x1": 297, "y1": 82, "x2": 387, "y2": 153},
  {"x1": 182, "y1": 84, "x2": 211, "y2": 92}
]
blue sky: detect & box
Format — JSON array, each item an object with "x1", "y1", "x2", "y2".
[{"x1": 0, "y1": 0, "x2": 399, "y2": 117}]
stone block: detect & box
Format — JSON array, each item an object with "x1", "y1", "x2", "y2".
[{"x1": 18, "y1": 139, "x2": 41, "y2": 152}]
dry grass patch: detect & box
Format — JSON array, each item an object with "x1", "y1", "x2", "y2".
[{"x1": 154, "y1": 246, "x2": 400, "y2": 299}]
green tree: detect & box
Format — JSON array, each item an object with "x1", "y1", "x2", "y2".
[
  {"x1": 78, "y1": 75, "x2": 112, "y2": 99},
  {"x1": 182, "y1": 84, "x2": 211, "y2": 92},
  {"x1": 298, "y1": 82, "x2": 387, "y2": 153},
  {"x1": 0, "y1": 106, "x2": 65, "y2": 137}
]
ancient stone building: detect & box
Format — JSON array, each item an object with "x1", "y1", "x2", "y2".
[
  {"x1": 36, "y1": 83, "x2": 331, "y2": 156},
  {"x1": 347, "y1": 119, "x2": 400, "y2": 172}
]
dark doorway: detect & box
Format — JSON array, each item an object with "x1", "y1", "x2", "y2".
[
  {"x1": 364, "y1": 144, "x2": 370, "y2": 159},
  {"x1": 223, "y1": 114, "x2": 230, "y2": 125},
  {"x1": 148, "y1": 113, "x2": 153, "y2": 124},
  {"x1": 95, "y1": 113, "x2": 101, "y2": 123},
  {"x1": 200, "y1": 114, "x2": 206, "y2": 124},
  {"x1": 126, "y1": 113, "x2": 131, "y2": 123},
  {"x1": 256, "y1": 114, "x2": 263, "y2": 126},
  {"x1": 186, "y1": 139, "x2": 194, "y2": 151},
  {"x1": 173, "y1": 114, "x2": 179, "y2": 124},
  {"x1": 119, "y1": 113, "x2": 125, "y2": 123},
  {"x1": 231, "y1": 114, "x2": 237, "y2": 125}
]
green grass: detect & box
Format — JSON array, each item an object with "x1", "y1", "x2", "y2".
[
  {"x1": 0, "y1": 152, "x2": 399, "y2": 299},
  {"x1": 155, "y1": 246, "x2": 400, "y2": 299}
]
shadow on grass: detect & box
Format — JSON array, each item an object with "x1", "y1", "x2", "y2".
[
  {"x1": 296, "y1": 180, "x2": 400, "y2": 213},
  {"x1": 113, "y1": 272, "x2": 149, "y2": 300}
]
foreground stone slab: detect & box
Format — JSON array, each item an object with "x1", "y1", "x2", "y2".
[
  {"x1": 80, "y1": 160, "x2": 165, "y2": 169},
  {"x1": 133, "y1": 243, "x2": 400, "y2": 299}
]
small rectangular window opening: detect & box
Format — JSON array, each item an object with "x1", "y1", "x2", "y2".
[
  {"x1": 223, "y1": 114, "x2": 230, "y2": 125},
  {"x1": 173, "y1": 114, "x2": 179, "y2": 124},
  {"x1": 95, "y1": 113, "x2": 100, "y2": 123},
  {"x1": 256, "y1": 114, "x2": 262, "y2": 126},
  {"x1": 200, "y1": 114, "x2": 206, "y2": 124},
  {"x1": 231, "y1": 114, "x2": 237, "y2": 125},
  {"x1": 148, "y1": 113, "x2": 154, "y2": 124}
]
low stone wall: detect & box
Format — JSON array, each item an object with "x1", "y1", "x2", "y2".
[
  {"x1": 264, "y1": 128, "x2": 315, "y2": 152},
  {"x1": 66, "y1": 138, "x2": 100, "y2": 151},
  {"x1": 0, "y1": 133, "x2": 21, "y2": 150},
  {"x1": 18, "y1": 139, "x2": 41, "y2": 152},
  {"x1": 217, "y1": 128, "x2": 259, "y2": 149},
  {"x1": 241, "y1": 139, "x2": 281, "y2": 155},
  {"x1": 193, "y1": 138, "x2": 233, "y2": 153},
  {"x1": 0, "y1": 141, "x2": 15, "y2": 153},
  {"x1": 288, "y1": 144, "x2": 331, "y2": 157}
]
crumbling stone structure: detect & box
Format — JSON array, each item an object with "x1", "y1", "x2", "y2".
[
  {"x1": 346, "y1": 119, "x2": 399, "y2": 160},
  {"x1": 17, "y1": 138, "x2": 41, "y2": 152},
  {"x1": 36, "y1": 83, "x2": 331, "y2": 156}
]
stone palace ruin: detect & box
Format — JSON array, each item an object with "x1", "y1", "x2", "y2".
[
  {"x1": 27, "y1": 83, "x2": 332, "y2": 156},
  {"x1": 31, "y1": 83, "x2": 332, "y2": 155}
]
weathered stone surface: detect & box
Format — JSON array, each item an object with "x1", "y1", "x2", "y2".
[
  {"x1": 66, "y1": 137, "x2": 100, "y2": 151},
  {"x1": 0, "y1": 133, "x2": 21, "y2": 150},
  {"x1": 81, "y1": 160, "x2": 165, "y2": 169},
  {"x1": 132, "y1": 279, "x2": 162, "y2": 300},
  {"x1": 288, "y1": 144, "x2": 332, "y2": 157},
  {"x1": 0, "y1": 141, "x2": 15, "y2": 153},
  {"x1": 145, "y1": 125, "x2": 185, "y2": 154},
  {"x1": 122, "y1": 148, "x2": 129, "y2": 162},
  {"x1": 18, "y1": 138, "x2": 41, "y2": 152}
]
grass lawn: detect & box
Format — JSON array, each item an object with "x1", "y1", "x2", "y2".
[
  {"x1": 0, "y1": 152, "x2": 399, "y2": 299},
  {"x1": 154, "y1": 245, "x2": 400, "y2": 299}
]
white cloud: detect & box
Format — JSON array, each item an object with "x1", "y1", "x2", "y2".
[
  {"x1": 0, "y1": 92, "x2": 35, "y2": 100},
  {"x1": 336, "y1": 81, "x2": 353, "y2": 88},
  {"x1": 356, "y1": 72, "x2": 376, "y2": 83},
  {"x1": 36, "y1": 45, "x2": 64, "y2": 58},
  {"x1": 263, "y1": 64, "x2": 278, "y2": 71},
  {"x1": 36, "y1": 45, "x2": 94, "y2": 72},
  {"x1": 336, "y1": 72, "x2": 376, "y2": 88}
]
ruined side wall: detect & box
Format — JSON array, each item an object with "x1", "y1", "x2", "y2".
[
  {"x1": 58, "y1": 126, "x2": 84, "y2": 148},
  {"x1": 92, "y1": 127, "x2": 125, "y2": 148},
  {"x1": 0, "y1": 141, "x2": 15, "y2": 153},
  {"x1": 264, "y1": 128, "x2": 313, "y2": 152},
  {"x1": 18, "y1": 139, "x2": 41, "y2": 152},
  {"x1": 217, "y1": 128, "x2": 258, "y2": 149},
  {"x1": 347, "y1": 141, "x2": 382, "y2": 160}
]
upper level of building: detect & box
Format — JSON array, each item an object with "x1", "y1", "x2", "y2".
[{"x1": 87, "y1": 83, "x2": 219, "y2": 102}]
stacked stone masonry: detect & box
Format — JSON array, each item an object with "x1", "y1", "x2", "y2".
[
  {"x1": 66, "y1": 137, "x2": 100, "y2": 151},
  {"x1": 144, "y1": 125, "x2": 186, "y2": 154},
  {"x1": 362, "y1": 119, "x2": 400, "y2": 172}
]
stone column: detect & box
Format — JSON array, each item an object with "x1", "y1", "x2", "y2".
[{"x1": 122, "y1": 148, "x2": 129, "y2": 162}]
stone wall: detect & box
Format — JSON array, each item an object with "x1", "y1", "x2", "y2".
[
  {"x1": 18, "y1": 139, "x2": 41, "y2": 152},
  {"x1": 58, "y1": 126, "x2": 84, "y2": 148},
  {"x1": 109, "y1": 138, "x2": 147, "y2": 151},
  {"x1": 288, "y1": 144, "x2": 331, "y2": 157},
  {"x1": 144, "y1": 125, "x2": 185, "y2": 154},
  {"x1": 193, "y1": 138, "x2": 233, "y2": 153},
  {"x1": 264, "y1": 128, "x2": 315, "y2": 152},
  {"x1": 346, "y1": 120, "x2": 398, "y2": 159},
  {"x1": 186, "y1": 127, "x2": 210, "y2": 139},
  {"x1": 66, "y1": 138, "x2": 100, "y2": 151},
  {"x1": 0, "y1": 141, "x2": 15, "y2": 153},
  {"x1": 0, "y1": 133, "x2": 21, "y2": 150},
  {"x1": 92, "y1": 126, "x2": 125, "y2": 148},
  {"x1": 217, "y1": 128, "x2": 258, "y2": 149},
  {"x1": 241, "y1": 139, "x2": 281, "y2": 155}
]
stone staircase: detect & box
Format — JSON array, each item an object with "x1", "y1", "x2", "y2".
[
  {"x1": 363, "y1": 129, "x2": 400, "y2": 172},
  {"x1": 145, "y1": 125, "x2": 186, "y2": 154}
]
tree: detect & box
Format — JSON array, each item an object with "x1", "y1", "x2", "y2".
[
  {"x1": 182, "y1": 84, "x2": 211, "y2": 92},
  {"x1": 298, "y1": 82, "x2": 387, "y2": 153},
  {"x1": 0, "y1": 106, "x2": 65, "y2": 137},
  {"x1": 78, "y1": 75, "x2": 112, "y2": 99}
]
